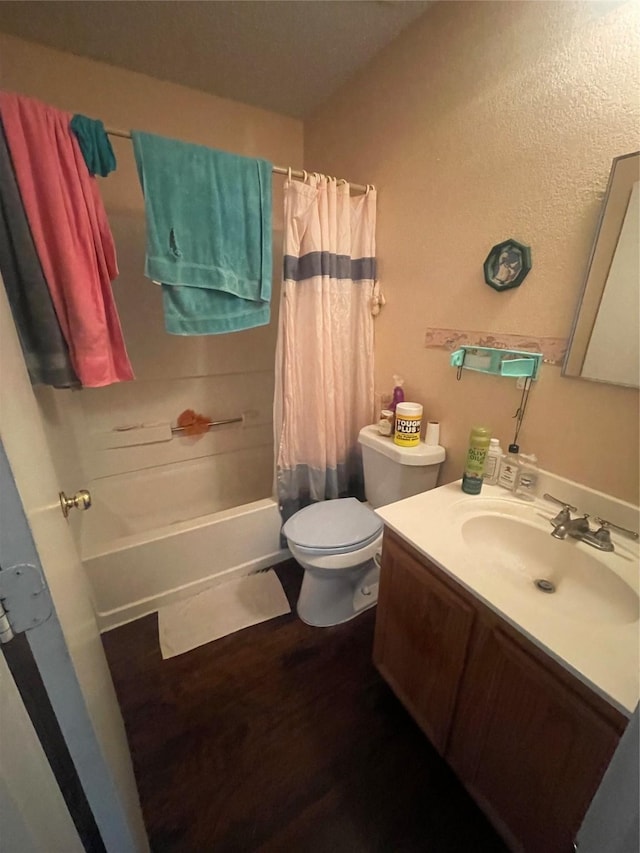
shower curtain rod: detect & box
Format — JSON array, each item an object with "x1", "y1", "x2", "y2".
[{"x1": 105, "y1": 126, "x2": 370, "y2": 193}]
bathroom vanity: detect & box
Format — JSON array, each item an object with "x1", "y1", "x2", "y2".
[{"x1": 374, "y1": 476, "x2": 639, "y2": 853}]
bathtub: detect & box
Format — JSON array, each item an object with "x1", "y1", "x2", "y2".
[{"x1": 81, "y1": 452, "x2": 289, "y2": 632}]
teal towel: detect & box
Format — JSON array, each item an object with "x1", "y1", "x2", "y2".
[
  {"x1": 131, "y1": 131, "x2": 272, "y2": 336},
  {"x1": 161, "y1": 284, "x2": 270, "y2": 335},
  {"x1": 70, "y1": 115, "x2": 116, "y2": 177}
]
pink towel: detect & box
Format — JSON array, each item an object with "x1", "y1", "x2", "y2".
[{"x1": 0, "y1": 92, "x2": 133, "y2": 386}]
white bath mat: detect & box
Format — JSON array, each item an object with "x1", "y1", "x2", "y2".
[{"x1": 157, "y1": 571, "x2": 291, "y2": 659}]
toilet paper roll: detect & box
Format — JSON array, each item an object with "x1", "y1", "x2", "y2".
[
  {"x1": 425, "y1": 421, "x2": 440, "y2": 446},
  {"x1": 378, "y1": 409, "x2": 394, "y2": 435}
]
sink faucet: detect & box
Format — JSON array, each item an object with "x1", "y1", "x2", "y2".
[
  {"x1": 544, "y1": 494, "x2": 639, "y2": 553},
  {"x1": 550, "y1": 508, "x2": 591, "y2": 541}
]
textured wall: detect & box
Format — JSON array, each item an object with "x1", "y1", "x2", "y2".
[
  {"x1": 305, "y1": 1, "x2": 639, "y2": 503},
  {"x1": 0, "y1": 34, "x2": 302, "y2": 500}
]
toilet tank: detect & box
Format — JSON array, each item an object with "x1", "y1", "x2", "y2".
[{"x1": 358, "y1": 425, "x2": 446, "y2": 509}]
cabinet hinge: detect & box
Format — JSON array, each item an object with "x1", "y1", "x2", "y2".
[{"x1": 0, "y1": 564, "x2": 52, "y2": 643}]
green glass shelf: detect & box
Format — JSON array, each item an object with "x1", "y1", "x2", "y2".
[{"x1": 450, "y1": 346, "x2": 543, "y2": 379}]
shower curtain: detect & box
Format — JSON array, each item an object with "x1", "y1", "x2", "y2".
[{"x1": 274, "y1": 174, "x2": 376, "y2": 522}]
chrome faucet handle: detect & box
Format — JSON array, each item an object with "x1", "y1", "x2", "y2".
[
  {"x1": 550, "y1": 506, "x2": 572, "y2": 527},
  {"x1": 543, "y1": 493, "x2": 577, "y2": 513},
  {"x1": 593, "y1": 518, "x2": 639, "y2": 541},
  {"x1": 590, "y1": 526, "x2": 613, "y2": 550}
]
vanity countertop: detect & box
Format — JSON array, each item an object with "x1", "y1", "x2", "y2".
[{"x1": 375, "y1": 474, "x2": 640, "y2": 716}]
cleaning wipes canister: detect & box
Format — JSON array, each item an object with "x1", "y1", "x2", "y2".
[{"x1": 393, "y1": 402, "x2": 423, "y2": 447}]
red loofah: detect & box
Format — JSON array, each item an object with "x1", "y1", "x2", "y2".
[{"x1": 177, "y1": 409, "x2": 211, "y2": 437}]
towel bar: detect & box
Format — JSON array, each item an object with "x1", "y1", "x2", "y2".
[{"x1": 170, "y1": 416, "x2": 243, "y2": 435}]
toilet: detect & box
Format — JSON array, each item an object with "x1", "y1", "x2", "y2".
[{"x1": 283, "y1": 424, "x2": 445, "y2": 627}]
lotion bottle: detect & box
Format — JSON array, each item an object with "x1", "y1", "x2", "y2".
[
  {"x1": 483, "y1": 438, "x2": 503, "y2": 486},
  {"x1": 497, "y1": 443, "x2": 520, "y2": 491},
  {"x1": 461, "y1": 426, "x2": 491, "y2": 495}
]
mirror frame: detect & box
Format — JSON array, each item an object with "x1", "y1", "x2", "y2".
[{"x1": 563, "y1": 151, "x2": 640, "y2": 386}]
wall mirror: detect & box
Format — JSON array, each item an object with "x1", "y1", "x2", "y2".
[{"x1": 563, "y1": 151, "x2": 639, "y2": 388}]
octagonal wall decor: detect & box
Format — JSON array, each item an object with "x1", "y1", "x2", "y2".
[{"x1": 483, "y1": 239, "x2": 532, "y2": 292}]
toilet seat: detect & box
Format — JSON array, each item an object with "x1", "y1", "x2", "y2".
[
  {"x1": 288, "y1": 531, "x2": 383, "y2": 571},
  {"x1": 283, "y1": 497, "x2": 383, "y2": 555}
]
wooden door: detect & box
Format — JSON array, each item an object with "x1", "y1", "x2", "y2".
[{"x1": 374, "y1": 530, "x2": 475, "y2": 753}]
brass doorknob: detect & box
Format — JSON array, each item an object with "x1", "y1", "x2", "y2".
[{"x1": 59, "y1": 489, "x2": 92, "y2": 518}]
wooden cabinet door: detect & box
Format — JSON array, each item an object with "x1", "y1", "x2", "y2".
[
  {"x1": 448, "y1": 621, "x2": 625, "y2": 853},
  {"x1": 374, "y1": 532, "x2": 475, "y2": 754}
]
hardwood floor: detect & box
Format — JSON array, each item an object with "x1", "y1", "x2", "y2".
[{"x1": 102, "y1": 561, "x2": 508, "y2": 853}]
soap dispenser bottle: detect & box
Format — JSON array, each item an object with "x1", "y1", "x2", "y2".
[
  {"x1": 497, "y1": 443, "x2": 520, "y2": 491},
  {"x1": 483, "y1": 438, "x2": 503, "y2": 486}
]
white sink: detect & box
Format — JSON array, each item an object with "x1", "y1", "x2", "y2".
[
  {"x1": 460, "y1": 513, "x2": 639, "y2": 626},
  {"x1": 375, "y1": 472, "x2": 640, "y2": 714}
]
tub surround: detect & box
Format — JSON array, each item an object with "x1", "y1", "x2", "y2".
[
  {"x1": 79, "y1": 370, "x2": 274, "y2": 480},
  {"x1": 81, "y1": 405, "x2": 284, "y2": 633}
]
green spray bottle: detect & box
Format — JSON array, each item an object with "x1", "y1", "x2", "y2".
[{"x1": 461, "y1": 426, "x2": 492, "y2": 495}]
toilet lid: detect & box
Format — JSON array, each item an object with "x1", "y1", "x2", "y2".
[{"x1": 283, "y1": 498, "x2": 383, "y2": 551}]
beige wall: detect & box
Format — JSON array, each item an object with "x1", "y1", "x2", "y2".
[
  {"x1": 0, "y1": 34, "x2": 303, "y2": 500},
  {"x1": 305, "y1": 0, "x2": 640, "y2": 504}
]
